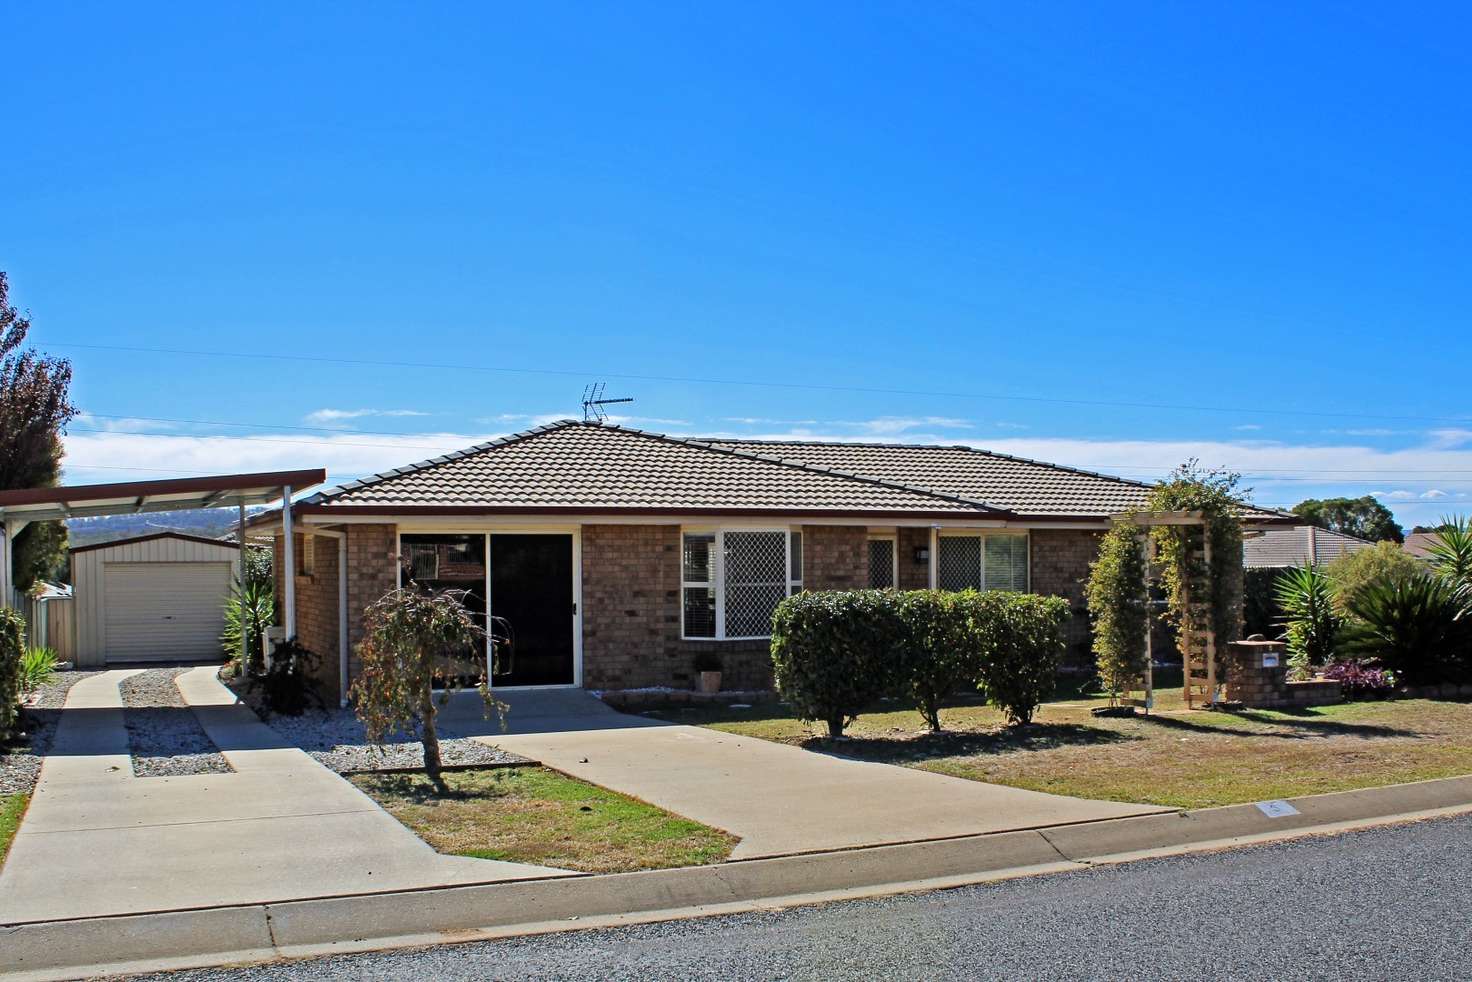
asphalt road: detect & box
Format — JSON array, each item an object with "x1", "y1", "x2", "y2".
[{"x1": 140, "y1": 814, "x2": 1472, "y2": 981}]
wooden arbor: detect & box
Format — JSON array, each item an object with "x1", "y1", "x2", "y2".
[{"x1": 1116, "y1": 510, "x2": 1222, "y2": 711}]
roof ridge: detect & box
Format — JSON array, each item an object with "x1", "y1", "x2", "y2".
[
  {"x1": 591, "y1": 423, "x2": 1009, "y2": 515},
  {"x1": 303, "y1": 419, "x2": 582, "y2": 504}
]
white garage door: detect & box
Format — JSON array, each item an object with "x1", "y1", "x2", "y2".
[{"x1": 103, "y1": 562, "x2": 234, "y2": 662}]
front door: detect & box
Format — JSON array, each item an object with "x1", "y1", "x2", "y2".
[{"x1": 490, "y1": 533, "x2": 576, "y2": 686}]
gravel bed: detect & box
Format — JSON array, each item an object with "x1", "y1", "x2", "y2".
[
  {"x1": 122, "y1": 668, "x2": 233, "y2": 778},
  {"x1": 227, "y1": 677, "x2": 529, "y2": 774},
  {"x1": 0, "y1": 670, "x2": 107, "y2": 796}
]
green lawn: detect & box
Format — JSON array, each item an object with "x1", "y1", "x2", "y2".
[
  {"x1": 0, "y1": 794, "x2": 27, "y2": 869},
  {"x1": 351, "y1": 766, "x2": 736, "y2": 873},
  {"x1": 638, "y1": 683, "x2": 1472, "y2": 810}
]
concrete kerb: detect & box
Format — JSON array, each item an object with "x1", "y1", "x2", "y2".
[{"x1": 8, "y1": 774, "x2": 1472, "y2": 981}]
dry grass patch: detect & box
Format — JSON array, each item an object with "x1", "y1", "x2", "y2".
[
  {"x1": 351, "y1": 766, "x2": 736, "y2": 873},
  {"x1": 641, "y1": 688, "x2": 1472, "y2": 810}
]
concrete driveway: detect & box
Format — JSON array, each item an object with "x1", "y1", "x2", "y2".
[
  {"x1": 446, "y1": 689, "x2": 1169, "y2": 860},
  {"x1": 0, "y1": 668, "x2": 566, "y2": 924}
]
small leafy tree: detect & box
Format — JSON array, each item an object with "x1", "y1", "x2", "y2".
[
  {"x1": 0, "y1": 608, "x2": 25, "y2": 735},
  {"x1": 352, "y1": 588, "x2": 498, "y2": 790},
  {"x1": 895, "y1": 590, "x2": 982, "y2": 732},
  {"x1": 1325, "y1": 541, "x2": 1424, "y2": 616},
  {"x1": 770, "y1": 590, "x2": 906, "y2": 738},
  {"x1": 0, "y1": 272, "x2": 78, "y2": 589},
  {"x1": 1085, "y1": 520, "x2": 1149, "y2": 704},
  {"x1": 1273, "y1": 564, "x2": 1339, "y2": 678}
]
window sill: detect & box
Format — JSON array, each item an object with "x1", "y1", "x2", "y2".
[{"x1": 681, "y1": 636, "x2": 772, "y2": 643}]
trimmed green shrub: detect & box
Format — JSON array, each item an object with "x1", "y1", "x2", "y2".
[
  {"x1": 895, "y1": 590, "x2": 983, "y2": 732},
  {"x1": 0, "y1": 608, "x2": 25, "y2": 736},
  {"x1": 1084, "y1": 521, "x2": 1149, "y2": 703},
  {"x1": 1274, "y1": 565, "x2": 1340, "y2": 678},
  {"x1": 974, "y1": 592, "x2": 1070, "y2": 725},
  {"x1": 770, "y1": 590, "x2": 906, "y2": 738}
]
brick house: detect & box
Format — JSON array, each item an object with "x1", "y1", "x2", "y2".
[{"x1": 264, "y1": 420, "x2": 1287, "y2": 702}]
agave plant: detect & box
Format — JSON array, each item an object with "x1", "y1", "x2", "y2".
[
  {"x1": 1274, "y1": 564, "x2": 1339, "y2": 677},
  {"x1": 222, "y1": 579, "x2": 275, "y2": 674},
  {"x1": 1340, "y1": 575, "x2": 1466, "y2": 686}
]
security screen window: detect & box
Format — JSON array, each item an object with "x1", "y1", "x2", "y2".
[{"x1": 682, "y1": 529, "x2": 802, "y2": 639}]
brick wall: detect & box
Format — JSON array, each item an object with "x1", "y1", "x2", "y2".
[
  {"x1": 344, "y1": 524, "x2": 399, "y2": 684},
  {"x1": 271, "y1": 531, "x2": 341, "y2": 700},
  {"x1": 1027, "y1": 528, "x2": 1101, "y2": 666},
  {"x1": 897, "y1": 527, "x2": 931, "y2": 589},
  {"x1": 800, "y1": 525, "x2": 868, "y2": 591},
  {"x1": 580, "y1": 524, "x2": 770, "y2": 691}
]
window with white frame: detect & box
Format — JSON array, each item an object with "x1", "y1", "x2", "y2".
[
  {"x1": 936, "y1": 532, "x2": 1029, "y2": 592},
  {"x1": 682, "y1": 529, "x2": 803, "y2": 639}
]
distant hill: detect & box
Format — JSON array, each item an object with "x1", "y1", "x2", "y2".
[{"x1": 65, "y1": 507, "x2": 267, "y2": 548}]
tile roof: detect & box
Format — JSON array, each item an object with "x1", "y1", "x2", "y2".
[
  {"x1": 301, "y1": 420, "x2": 1294, "y2": 522},
  {"x1": 702, "y1": 439, "x2": 1157, "y2": 518},
  {"x1": 1403, "y1": 531, "x2": 1439, "y2": 561},
  {"x1": 1243, "y1": 526, "x2": 1375, "y2": 568},
  {"x1": 305, "y1": 421, "x2": 1002, "y2": 515}
]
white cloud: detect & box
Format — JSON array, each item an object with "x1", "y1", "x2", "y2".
[
  {"x1": 1373, "y1": 490, "x2": 1419, "y2": 501},
  {"x1": 304, "y1": 408, "x2": 432, "y2": 424},
  {"x1": 721, "y1": 417, "x2": 820, "y2": 426},
  {"x1": 852, "y1": 416, "x2": 972, "y2": 436},
  {"x1": 1233, "y1": 424, "x2": 1263, "y2": 432},
  {"x1": 72, "y1": 413, "x2": 178, "y2": 434},
  {"x1": 1423, "y1": 489, "x2": 1450, "y2": 499}
]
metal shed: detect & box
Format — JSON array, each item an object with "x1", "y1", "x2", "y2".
[{"x1": 72, "y1": 532, "x2": 241, "y2": 666}]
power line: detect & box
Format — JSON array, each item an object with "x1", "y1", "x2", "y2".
[{"x1": 47, "y1": 340, "x2": 1472, "y2": 426}]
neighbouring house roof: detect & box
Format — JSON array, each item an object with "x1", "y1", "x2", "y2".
[
  {"x1": 1243, "y1": 526, "x2": 1374, "y2": 569},
  {"x1": 1403, "y1": 531, "x2": 1440, "y2": 561},
  {"x1": 291, "y1": 420, "x2": 1294, "y2": 524}
]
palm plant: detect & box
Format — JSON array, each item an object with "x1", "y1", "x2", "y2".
[
  {"x1": 222, "y1": 579, "x2": 274, "y2": 675},
  {"x1": 1274, "y1": 564, "x2": 1339, "y2": 678},
  {"x1": 1428, "y1": 516, "x2": 1472, "y2": 597},
  {"x1": 1340, "y1": 576, "x2": 1465, "y2": 686}
]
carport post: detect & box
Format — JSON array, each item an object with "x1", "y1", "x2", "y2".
[
  {"x1": 238, "y1": 502, "x2": 249, "y2": 669},
  {"x1": 281, "y1": 486, "x2": 296, "y2": 640},
  {"x1": 0, "y1": 522, "x2": 11, "y2": 611}
]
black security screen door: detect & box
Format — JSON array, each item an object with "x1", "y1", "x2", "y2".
[{"x1": 490, "y1": 534, "x2": 575, "y2": 686}]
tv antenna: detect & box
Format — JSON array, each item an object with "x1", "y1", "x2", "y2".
[{"x1": 581, "y1": 382, "x2": 634, "y2": 422}]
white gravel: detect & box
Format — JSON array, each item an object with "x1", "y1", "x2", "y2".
[
  {"x1": 0, "y1": 670, "x2": 106, "y2": 796},
  {"x1": 122, "y1": 668, "x2": 233, "y2": 778},
  {"x1": 229, "y1": 678, "x2": 529, "y2": 774}
]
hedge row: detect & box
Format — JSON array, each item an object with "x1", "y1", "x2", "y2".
[
  {"x1": 770, "y1": 589, "x2": 1070, "y2": 737},
  {"x1": 0, "y1": 607, "x2": 25, "y2": 736}
]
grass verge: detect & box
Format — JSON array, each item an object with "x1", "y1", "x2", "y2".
[
  {"x1": 637, "y1": 683, "x2": 1472, "y2": 810},
  {"x1": 351, "y1": 766, "x2": 736, "y2": 873},
  {"x1": 1, "y1": 794, "x2": 27, "y2": 869}
]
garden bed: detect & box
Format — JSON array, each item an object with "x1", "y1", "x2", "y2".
[
  {"x1": 350, "y1": 766, "x2": 737, "y2": 873},
  {"x1": 225, "y1": 673, "x2": 529, "y2": 775},
  {"x1": 632, "y1": 685, "x2": 1472, "y2": 810}
]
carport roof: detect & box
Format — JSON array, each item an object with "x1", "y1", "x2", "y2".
[{"x1": 0, "y1": 469, "x2": 326, "y2": 526}]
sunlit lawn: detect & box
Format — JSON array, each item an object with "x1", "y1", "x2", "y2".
[
  {"x1": 352, "y1": 766, "x2": 736, "y2": 873},
  {"x1": 636, "y1": 677, "x2": 1472, "y2": 810},
  {"x1": 0, "y1": 794, "x2": 26, "y2": 869}
]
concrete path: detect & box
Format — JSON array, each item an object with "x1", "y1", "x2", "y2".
[
  {"x1": 446, "y1": 689, "x2": 1169, "y2": 860},
  {"x1": 0, "y1": 668, "x2": 566, "y2": 924}
]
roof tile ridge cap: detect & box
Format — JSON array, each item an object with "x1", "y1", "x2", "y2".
[
  {"x1": 314, "y1": 419, "x2": 582, "y2": 502},
  {"x1": 663, "y1": 431, "x2": 1011, "y2": 515}
]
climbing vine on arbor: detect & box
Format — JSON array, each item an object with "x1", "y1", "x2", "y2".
[
  {"x1": 1147, "y1": 460, "x2": 1246, "y2": 671},
  {"x1": 1084, "y1": 518, "x2": 1149, "y2": 703}
]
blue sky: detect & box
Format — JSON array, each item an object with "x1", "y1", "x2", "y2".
[{"x1": 5, "y1": 2, "x2": 1470, "y2": 528}]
